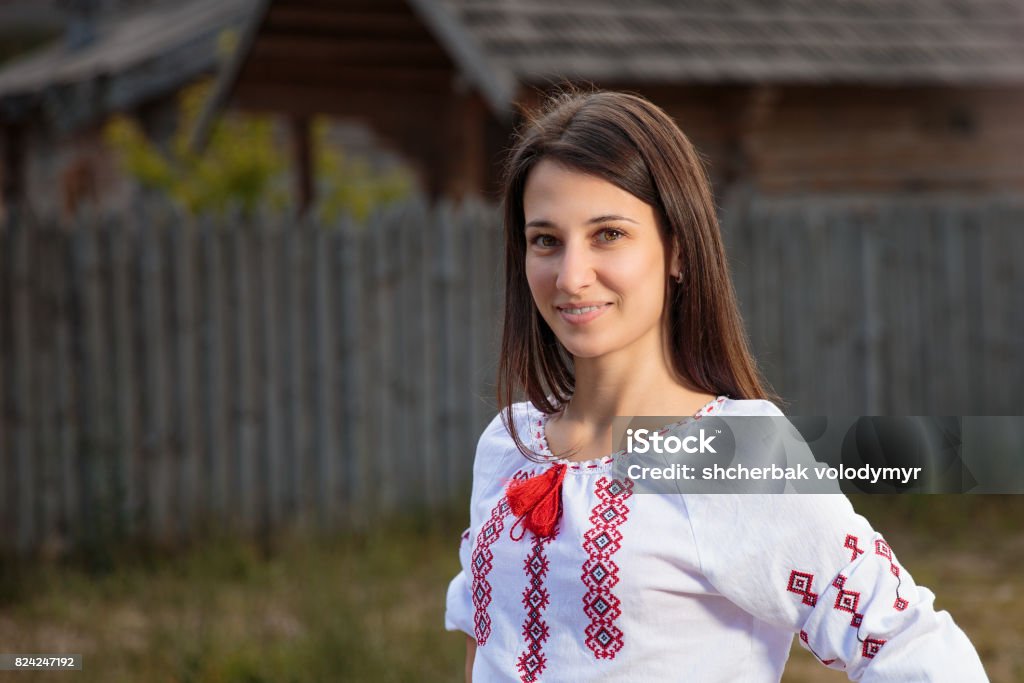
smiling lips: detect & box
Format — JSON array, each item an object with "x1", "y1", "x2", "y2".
[{"x1": 556, "y1": 302, "x2": 612, "y2": 325}]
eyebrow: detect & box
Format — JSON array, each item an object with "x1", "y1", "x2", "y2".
[{"x1": 524, "y1": 214, "x2": 640, "y2": 229}]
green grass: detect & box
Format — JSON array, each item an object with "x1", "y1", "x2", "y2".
[
  {"x1": 0, "y1": 509, "x2": 467, "y2": 683},
  {"x1": 0, "y1": 497, "x2": 1021, "y2": 682}
]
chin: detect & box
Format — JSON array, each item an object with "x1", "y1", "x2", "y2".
[{"x1": 555, "y1": 337, "x2": 615, "y2": 359}]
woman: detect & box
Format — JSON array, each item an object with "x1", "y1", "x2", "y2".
[{"x1": 445, "y1": 90, "x2": 986, "y2": 681}]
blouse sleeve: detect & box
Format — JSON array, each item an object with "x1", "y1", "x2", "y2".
[
  {"x1": 444, "y1": 411, "x2": 512, "y2": 638},
  {"x1": 444, "y1": 527, "x2": 474, "y2": 636},
  {"x1": 683, "y1": 494, "x2": 988, "y2": 681}
]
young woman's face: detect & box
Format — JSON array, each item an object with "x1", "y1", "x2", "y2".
[{"x1": 523, "y1": 159, "x2": 672, "y2": 361}]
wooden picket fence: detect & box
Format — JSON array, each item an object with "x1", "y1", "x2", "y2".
[
  {"x1": 1, "y1": 194, "x2": 1022, "y2": 555},
  {"x1": 0, "y1": 197, "x2": 504, "y2": 555},
  {"x1": 722, "y1": 193, "x2": 1024, "y2": 416}
]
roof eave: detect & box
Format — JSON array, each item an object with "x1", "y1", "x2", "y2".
[
  {"x1": 187, "y1": 0, "x2": 270, "y2": 153},
  {"x1": 405, "y1": 0, "x2": 517, "y2": 121}
]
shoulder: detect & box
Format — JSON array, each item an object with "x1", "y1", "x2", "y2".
[
  {"x1": 716, "y1": 397, "x2": 785, "y2": 417},
  {"x1": 476, "y1": 401, "x2": 539, "y2": 453},
  {"x1": 471, "y1": 401, "x2": 541, "y2": 487}
]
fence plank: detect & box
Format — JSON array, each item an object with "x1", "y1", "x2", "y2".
[
  {"x1": 95, "y1": 221, "x2": 117, "y2": 545},
  {"x1": 413, "y1": 199, "x2": 440, "y2": 513},
  {"x1": 310, "y1": 225, "x2": 336, "y2": 528},
  {"x1": 281, "y1": 226, "x2": 307, "y2": 528},
  {"x1": 481, "y1": 201, "x2": 503, "y2": 423},
  {"x1": 962, "y1": 209, "x2": 986, "y2": 414},
  {"x1": 757, "y1": 203, "x2": 783, "y2": 401},
  {"x1": 436, "y1": 201, "x2": 461, "y2": 501},
  {"x1": 983, "y1": 205, "x2": 1012, "y2": 414},
  {"x1": 109, "y1": 215, "x2": 140, "y2": 537},
  {"x1": 468, "y1": 198, "x2": 492, "y2": 445},
  {"x1": 168, "y1": 216, "x2": 198, "y2": 540},
  {"x1": 198, "y1": 220, "x2": 227, "y2": 526},
  {"x1": 1010, "y1": 205, "x2": 1024, "y2": 414},
  {"x1": 332, "y1": 219, "x2": 360, "y2": 526},
  {"x1": 451, "y1": 202, "x2": 474, "y2": 483},
  {"x1": 53, "y1": 229, "x2": 80, "y2": 553},
  {"x1": 825, "y1": 213, "x2": 852, "y2": 412},
  {"x1": 227, "y1": 218, "x2": 256, "y2": 533},
  {"x1": 140, "y1": 208, "x2": 170, "y2": 542},
  {"x1": 0, "y1": 222, "x2": 11, "y2": 549},
  {"x1": 939, "y1": 207, "x2": 969, "y2": 415},
  {"x1": 257, "y1": 218, "x2": 283, "y2": 537},
  {"x1": 30, "y1": 231, "x2": 59, "y2": 554},
  {"x1": 71, "y1": 220, "x2": 110, "y2": 548},
  {"x1": 391, "y1": 205, "x2": 415, "y2": 509},
  {"x1": 858, "y1": 210, "x2": 883, "y2": 414},
  {"x1": 371, "y1": 210, "x2": 396, "y2": 513},
  {"x1": 11, "y1": 224, "x2": 36, "y2": 553}
]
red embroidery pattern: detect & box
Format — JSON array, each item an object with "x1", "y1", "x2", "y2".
[
  {"x1": 472, "y1": 475, "x2": 527, "y2": 645},
  {"x1": 844, "y1": 534, "x2": 865, "y2": 561},
  {"x1": 862, "y1": 638, "x2": 886, "y2": 658},
  {"x1": 832, "y1": 574, "x2": 865, "y2": 627},
  {"x1": 516, "y1": 530, "x2": 558, "y2": 682},
  {"x1": 692, "y1": 395, "x2": 727, "y2": 421},
  {"x1": 581, "y1": 476, "x2": 634, "y2": 659},
  {"x1": 787, "y1": 570, "x2": 819, "y2": 607},
  {"x1": 875, "y1": 539, "x2": 900, "y2": 577},
  {"x1": 874, "y1": 538, "x2": 909, "y2": 611},
  {"x1": 568, "y1": 456, "x2": 616, "y2": 471},
  {"x1": 797, "y1": 535, "x2": 905, "y2": 667}
]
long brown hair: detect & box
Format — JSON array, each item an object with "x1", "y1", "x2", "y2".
[{"x1": 497, "y1": 89, "x2": 777, "y2": 458}]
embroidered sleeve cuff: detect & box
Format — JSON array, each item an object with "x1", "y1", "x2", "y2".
[
  {"x1": 445, "y1": 570, "x2": 474, "y2": 635},
  {"x1": 797, "y1": 532, "x2": 988, "y2": 681}
]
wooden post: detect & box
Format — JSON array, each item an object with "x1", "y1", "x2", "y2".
[
  {"x1": 291, "y1": 116, "x2": 314, "y2": 215},
  {"x1": 722, "y1": 85, "x2": 779, "y2": 197},
  {"x1": 443, "y1": 90, "x2": 486, "y2": 199},
  {"x1": 1, "y1": 123, "x2": 26, "y2": 221}
]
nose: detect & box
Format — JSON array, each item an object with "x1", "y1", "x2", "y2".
[{"x1": 555, "y1": 240, "x2": 595, "y2": 294}]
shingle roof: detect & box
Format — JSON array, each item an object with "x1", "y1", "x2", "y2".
[
  {"x1": 0, "y1": 0, "x2": 251, "y2": 125},
  {"x1": 442, "y1": 0, "x2": 1024, "y2": 85}
]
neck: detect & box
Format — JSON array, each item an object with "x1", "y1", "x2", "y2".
[{"x1": 565, "y1": 327, "x2": 713, "y2": 427}]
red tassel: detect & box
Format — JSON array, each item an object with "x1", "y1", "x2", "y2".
[{"x1": 507, "y1": 463, "x2": 567, "y2": 540}]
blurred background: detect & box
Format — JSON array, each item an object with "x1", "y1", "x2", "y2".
[{"x1": 1, "y1": 0, "x2": 1022, "y2": 681}]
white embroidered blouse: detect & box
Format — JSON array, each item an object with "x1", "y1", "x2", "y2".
[{"x1": 445, "y1": 397, "x2": 988, "y2": 682}]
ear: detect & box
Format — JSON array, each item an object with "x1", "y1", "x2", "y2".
[{"x1": 669, "y1": 237, "x2": 683, "y2": 280}]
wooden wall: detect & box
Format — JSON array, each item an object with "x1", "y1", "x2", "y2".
[{"x1": 629, "y1": 84, "x2": 1024, "y2": 198}]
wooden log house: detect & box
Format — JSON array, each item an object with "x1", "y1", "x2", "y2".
[{"x1": 196, "y1": 0, "x2": 1024, "y2": 205}]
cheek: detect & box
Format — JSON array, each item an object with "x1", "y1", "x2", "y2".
[
  {"x1": 604, "y1": 247, "x2": 666, "y2": 298},
  {"x1": 524, "y1": 255, "x2": 552, "y2": 302}
]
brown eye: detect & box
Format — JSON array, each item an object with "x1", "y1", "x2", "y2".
[
  {"x1": 599, "y1": 228, "x2": 624, "y2": 242},
  {"x1": 531, "y1": 234, "x2": 559, "y2": 248}
]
